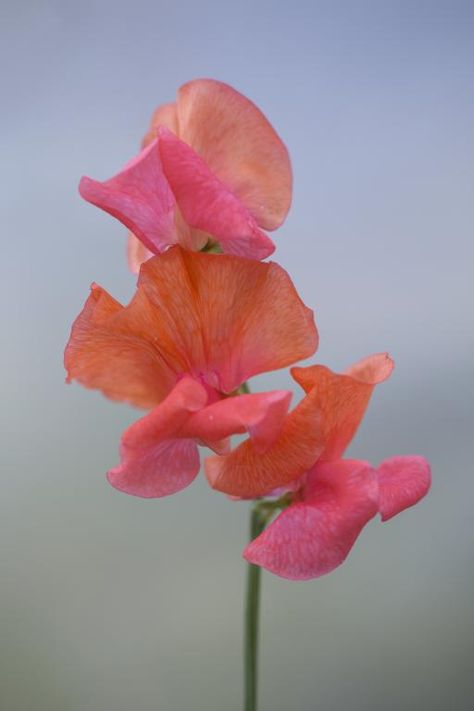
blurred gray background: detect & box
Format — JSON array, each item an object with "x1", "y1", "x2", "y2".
[{"x1": 2, "y1": 1, "x2": 473, "y2": 709}]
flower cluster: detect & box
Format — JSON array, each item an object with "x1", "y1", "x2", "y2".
[{"x1": 65, "y1": 79, "x2": 430, "y2": 580}]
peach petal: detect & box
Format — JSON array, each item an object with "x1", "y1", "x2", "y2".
[
  {"x1": 291, "y1": 353, "x2": 394, "y2": 461},
  {"x1": 64, "y1": 283, "x2": 176, "y2": 408},
  {"x1": 377, "y1": 456, "x2": 431, "y2": 521},
  {"x1": 136, "y1": 248, "x2": 317, "y2": 393},
  {"x1": 205, "y1": 387, "x2": 324, "y2": 498},
  {"x1": 243, "y1": 460, "x2": 379, "y2": 580},
  {"x1": 158, "y1": 128, "x2": 275, "y2": 260},
  {"x1": 79, "y1": 139, "x2": 178, "y2": 254},
  {"x1": 65, "y1": 248, "x2": 317, "y2": 408},
  {"x1": 127, "y1": 232, "x2": 154, "y2": 274},
  {"x1": 142, "y1": 101, "x2": 179, "y2": 148},
  {"x1": 176, "y1": 79, "x2": 292, "y2": 230},
  {"x1": 189, "y1": 390, "x2": 292, "y2": 454},
  {"x1": 107, "y1": 378, "x2": 207, "y2": 498}
]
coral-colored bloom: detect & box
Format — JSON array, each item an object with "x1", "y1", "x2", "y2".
[
  {"x1": 65, "y1": 247, "x2": 317, "y2": 496},
  {"x1": 205, "y1": 354, "x2": 430, "y2": 579},
  {"x1": 79, "y1": 79, "x2": 292, "y2": 270},
  {"x1": 206, "y1": 353, "x2": 394, "y2": 497}
]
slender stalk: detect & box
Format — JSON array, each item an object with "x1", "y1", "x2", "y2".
[{"x1": 244, "y1": 505, "x2": 267, "y2": 711}]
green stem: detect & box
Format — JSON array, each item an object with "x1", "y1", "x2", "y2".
[{"x1": 244, "y1": 505, "x2": 267, "y2": 711}]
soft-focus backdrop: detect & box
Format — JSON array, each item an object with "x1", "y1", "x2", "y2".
[{"x1": 2, "y1": 1, "x2": 473, "y2": 709}]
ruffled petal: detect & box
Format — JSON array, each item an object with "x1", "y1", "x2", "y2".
[
  {"x1": 244, "y1": 460, "x2": 379, "y2": 580},
  {"x1": 65, "y1": 248, "x2": 317, "y2": 407},
  {"x1": 377, "y1": 456, "x2": 431, "y2": 521},
  {"x1": 136, "y1": 248, "x2": 317, "y2": 393},
  {"x1": 205, "y1": 387, "x2": 324, "y2": 498},
  {"x1": 79, "y1": 139, "x2": 178, "y2": 254},
  {"x1": 291, "y1": 353, "x2": 394, "y2": 461},
  {"x1": 188, "y1": 390, "x2": 292, "y2": 454},
  {"x1": 176, "y1": 79, "x2": 292, "y2": 230},
  {"x1": 107, "y1": 378, "x2": 207, "y2": 497},
  {"x1": 158, "y1": 128, "x2": 275, "y2": 260},
  {"x1": 64, "y1": 283, "x2": 176, "y2": 408}
]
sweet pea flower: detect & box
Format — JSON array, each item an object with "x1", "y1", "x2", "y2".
[
  {"x1": 206, "y1": 354, "x2": 431, "y2": 579},
  {"x1": 64, "y1": 247, "x2": 317, "y2": 497},
  {"x1": 79, "y1": 79, "x2": 292, "y2": 271}
]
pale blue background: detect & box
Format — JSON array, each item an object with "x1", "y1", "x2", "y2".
[{"x1": 2, "y1": 1, "x2": 473, "y2": 709}]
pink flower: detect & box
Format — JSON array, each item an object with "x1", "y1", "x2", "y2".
[
  {"x1": 107, "y1": 377, "x2": 292, "y2": 497},
  {"x1": 64, "y1": 247, "x2": 317, "y2": 497},
  {"x1": 205, "y1": 354, "x2": 430, "y2": 579},
  {"x1": 79, "y1": 79, "x2": 292, "y2": 271}
]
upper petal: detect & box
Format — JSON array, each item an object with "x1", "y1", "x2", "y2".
[
  {"x1": 79, "y1": 139, "x2": 178, "y2": 254},
  {"x1": 291, "y1": 353, "x2": 394, "y2": 461},
  {"x1": 205, "y1": 386, "x2": 324, "y2": 498},
  {"x1": 65, "y1": 248, "x2": 317, "y2": 406},
  {"x1": 377, "y1": 455, "x2": 431, "y2": 521},
  {"x1": 136, "y1": 248, "x2": 317, "y2": 393},
  {"x1": 176, "y1": 78, "x2": 292, "y2": 230},
  {"x1": 243, "y1": 459, "x2": 379, "y2": 580},
  {"x1": 158, "y1": 128, "x2": 275, "y2": 260}
]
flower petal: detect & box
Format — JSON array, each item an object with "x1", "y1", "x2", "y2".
[
  {"x1": 205, "y1": 387, "x2": 324, "y2": 498},
  {"x1": 189, "y1": 390, "x2": 292, "y2": 454},
  {"x1": 107, "y1": 377, "x2": 207, "y2": 497},
  {"x1": 65, "y1": 248, "x2": 317, "y2": 406},
  {"x1": 142, "y1": 101, "x2": 179, "y2": 148},
  {"x1": 127, "y1": 232, "x2": 154, "y2": 274},
  {"x1": 64, "y1": 283, "x2": 176, "y2": 408},
  {"x1": 79, "y1": 139, "x2": 178, "y2": 254},
  {"x1": 176, "y1": 79, "x2": 292, "y2": 230},
  {"x1": 136, "y1": 248, "x2": 317, "y2": 392},
  {"x1": 108, "y1": 439, "x2": 200, "y2": 498},
  {"x1": 377, "y1": 456, "x2": 431, "y2": 521},
  {"x1": 291, "y1": 353, "x2": 394, "y2": 461},
  {"x1": 244, "y1": 460, "x2": 378, "y2": 580},
  {"x1": 158, "y1": 128, "x2": 275, "y2": 260}
]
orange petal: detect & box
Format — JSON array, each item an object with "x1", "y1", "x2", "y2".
[
  {"x1": 64, "y1": 283, "x2": 177, "y2": 409},
  {"x1": 176, "y1": 79, "x2": 292, "y2": 230},
  {"x1": 291, "y1": 353, "x2": 394, "y2": 461},
  {"x1": 133, "y1": 248, "x2": 317, "y2": 393},
  {"x1": 65, "y1": 248, "x2": 317, "y2": 407},
  {"x1": 204, "y1": 386, "x2": 324, "y2": 497}
]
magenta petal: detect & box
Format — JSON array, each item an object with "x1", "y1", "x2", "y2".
[
  {"x1": 244, "y1": 460, "x2": 379, "y2": 580},
  {"x1": 79, "y1": 139, "x2": 178, "y2": 254},
  {"x1": 158, "y1": 128, "x2": 275, "y2": 260},
  {"x1": 189, "y1": 390, "x2": 292, "y2": 453},
  {"x1": 377, "y1": 456, "x2": 431, "y2": 521},
  {"x1": 107, "y1": 377, "x2": 207, "y2": 498}
]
